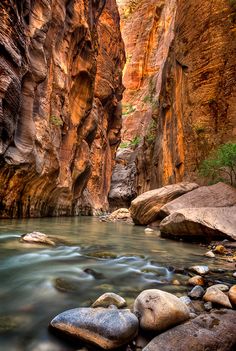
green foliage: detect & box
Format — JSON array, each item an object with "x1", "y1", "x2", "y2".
[
  {"x1": 145, "y1": 119, "x2": 157, "y2": 144},
  {"x1": 50, "y1": 115, "x2": 63, "y2": 127},
  {"x1": 122, "y1": 103, "x2": 136, "y2": 116},
  {"x1": 130, "y1": 136, "x2": 141, "y2": 146},
  {"x1": 119, "y1": 136, "x2": 141, "y2": 149},
  {"x1": 199, "y1": 143, "x2": 236, "y2": 186},
  {"x1": 119, "y1": 141, "x2": 130, "y2": 148}
]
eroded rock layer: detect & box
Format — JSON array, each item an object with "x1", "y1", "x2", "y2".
[{"x1": 0, "y1": 0, "x2": 125, "y2": 217}]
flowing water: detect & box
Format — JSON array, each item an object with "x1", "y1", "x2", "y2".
[{"x1": 0, "y1": 216, "x2": 234, "y2": 350}]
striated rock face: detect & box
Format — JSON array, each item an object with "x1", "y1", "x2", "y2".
[
  {"x1": 137, "y1": 0, "x2": 236, "y2": 191},
  {"x1": 0, "y1": 0, "x2": 125, "y2": 217},
  {"x1": 113, "y1": 0, "x2": 236, "y2": 202}
]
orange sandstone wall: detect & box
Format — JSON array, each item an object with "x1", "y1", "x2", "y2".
[{"x1": 0, "y1": 0, "x2": 125, "y2": 217}]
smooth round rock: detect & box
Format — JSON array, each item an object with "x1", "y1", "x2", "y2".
[
  {"x1": 133, "y1": 289, "x2": 190, "y2": 332},
  {"x1": 204, "y1": 251, "x2": 215, "y2": 258},
  {"x1": 233, "y1": 272, "x2": 236, "y2": 278},
  {"x1": 188, "y1": 275, "x2": 205, "y2": 286},
  {"x1": 203, "y1": 286, "x2": 232, "y2": 308},
  {"x1": 92, "y1": 293, "x2": 127, "y2": 308},
  {"x1": 21, "y1": 232, "x2": 55, "y2": 245},
  {"x1": 50, "y1": 307, "x2": 138, "y2": 349},
  {"x1": 189, "y1": 266, "x2": 209, "y2": 275},
  {"x1": 229, "y1": 285, "x2": 236, "y2": 306},
  {"x1": 188, "y1": 286, "x2": 205, "y2": 299}
]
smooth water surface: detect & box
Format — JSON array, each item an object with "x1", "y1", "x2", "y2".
[{"x1": 0, "y1": 217, "x2": 234, "y2": 350}]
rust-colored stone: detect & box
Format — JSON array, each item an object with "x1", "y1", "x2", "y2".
[{"x1": 0, "y1": 0, "x2": 125, "y2": 217}]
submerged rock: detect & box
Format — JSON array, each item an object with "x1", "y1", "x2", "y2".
[
  {"x1": 205, "y1": 250, "x2": 215, "y2": 258},
  {"x1": 203, "y1": 286, "x2": 232, "y2": 308},
  {"x1": 160, "y1": 207, "x2": 236, "y2": 241},
  {"x1": 189, "y1": 266, "x2": 209, "y2": 275},
  {"x1": 50, "y1": 307, "x2": 138, "y2": 349},
  {"x1": 21, "y1": 232, "x2": 55, "y2": 245},
  {"x1": 133, "y1": 289, "x2": 190, "y2": 332},
  {"x1": 143, "y1": 310, "x2": 236, "y2": 351},
  {"x1": 130, "y1": 183, "x2": 199, "y2": 225},
  {"x1": 92, "y1": 293, "x2": 127, "y2": 308}
]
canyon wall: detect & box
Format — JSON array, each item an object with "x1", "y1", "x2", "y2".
[
  {"x1": 0, "y1": 0, "x2": 125, "y2": 218},
  {"x1": 139, "y1": 0, "x2": 236, "y2": 191},
  {"x1": 111, "y1": 0, "x2": 236, "y2": 208}
]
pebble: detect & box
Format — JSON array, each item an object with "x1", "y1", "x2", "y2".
[
  {"x1": 233, "y1": 272, "x2": 236, "y2": 278},
  {"x1": 188, "y1": 275, "x2": 205, "y2": 286},
  {"x1": 213, "y1": 245, "x2": 228, "y2": 255},
  {"x1": 189, "y1": 266, "x2": 209, "y2": 275},
  {"x1": 188, "y1": 286, "x2": 205, "y2": 299},
  {"x1": 144, "y1": 228, "x2": 154, "y2": 234},
  {"x1": 92, "y1": 292, "x2": 127, "y2": 308},
  {"x1": 204, "y1": 251, "x2": 215, "y2": 258}
]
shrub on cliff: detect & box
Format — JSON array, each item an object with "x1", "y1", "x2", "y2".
[{"x1": 200, "y1": 143, "x2": 236, "y2": 186}]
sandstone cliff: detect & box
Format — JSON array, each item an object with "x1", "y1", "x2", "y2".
[
  {"x1": 137, "y1": 0, "x2": 236, "y2": 192},
  {"x1": 0, "y1": 0, "x2": 125, "y2": 217},
  {"x1": 110, "y1": 0, "x2": 236, "y2": 208}
]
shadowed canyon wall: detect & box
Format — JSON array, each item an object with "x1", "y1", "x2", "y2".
[
  {"x1": 0, "y1": 0, "x2": 125, "y2": 217},
  {"x1": 110, "y1": 0, "x2": 236, "y2": 208}
]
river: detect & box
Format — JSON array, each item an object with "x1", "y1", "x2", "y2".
[{"x1": 0, "y1": 216, "x2": 234, "y2": 350}]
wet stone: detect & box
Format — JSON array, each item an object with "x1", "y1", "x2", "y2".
[
  {"x1": 188, "y1": 286, "x2": 205, "y2": 299},
  {"x1": 188, "y1": 275, "x2": 205, "y2": 286},
  {"x1": 50, "y1": 307, "x2": 139, "y2": 350},
  {"x1": 210, "y1": 284, "x2": 229, "y2": 292},
  {"x1": 92, "y1": 293, "x2": 127, "y2": 308},
  {"x1": 189, "y1": 266, "x2": 209, "y2": 275}
]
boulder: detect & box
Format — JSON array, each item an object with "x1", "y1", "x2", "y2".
[
  {"x1": 203, "y1": 286, "x2": 232, "y2": 308},
  {"x1": 130, "y1": 182, "x2": 199, "y2": 225},
  {"x1": 50, "y1": 307, "x2": 138, "y2": 350},
  {"x1": 92, "y1": 293, "x2": 127, "y2": 308},
  {"x1": 21, "y1": 232, "x2": 55, "y2": 245},
  {"x1": 106, "y1": 208, "x2": 132, "y2": 223},
  {"x1": 160, "y1": 207, "x2": 236, "y2": 241},
  {"x1": 143, "y1": 310, "x2": 236, "y2": 351},
  {"x1": 159, "y1": 183, "x2": 236, "y2": 217},
  {"x1": 229, "y1": 285, "x2": 236, "y2": 306},
  {"x1": 133, "y1": 289, "x2": 190, "y2": 332}
]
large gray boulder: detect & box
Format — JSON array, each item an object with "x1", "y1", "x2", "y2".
[
  {"x1": 160, "y1": 207, "x2": 236, "y2": 241},
  {"x1": 143, "y1": 310, "x2": 236, "y2": 351},
  {"x1": 50, "y1": 307, "x2": 138, "y2": 350},
  {"x1": 133, "y1": 289, "x2": 190, "y2": 332},
  {"x1": 160, "y1": 182, "x2": 236, "y2": 217},
  {"x1": 130, "y1": 183, "x2": 199, "y2": 225}
]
